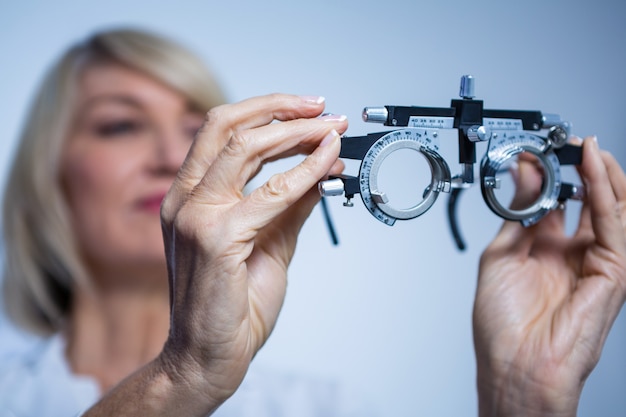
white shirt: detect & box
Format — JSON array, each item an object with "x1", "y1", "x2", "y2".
[{"x1": 0, "y1": 318, "x2": 374, "y2": 417}]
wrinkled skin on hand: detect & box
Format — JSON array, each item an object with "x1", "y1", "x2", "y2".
[
  {"x1": 158, "y1": 94, "x2": 348, "y2": 404},
  {"x1": 474, "y1": 137, "x2": 626, "y2": 417}
]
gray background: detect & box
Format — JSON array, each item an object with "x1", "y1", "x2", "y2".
[{"x1": 1, "y1": 0, "x2": 624, "y2": 415}]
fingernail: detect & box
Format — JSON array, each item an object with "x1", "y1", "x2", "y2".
[
  {"x1": 585, "y1": 135, "x2": 599, "y2": 150},
  {"x1": 300, "y1": 95, "x2": 325, "y2": 105},
  {"x1": 320, "y1": 129, "x2": 339, "y2": 147},
  {"x1": 569, "y1": 135, "x2": 583, "y2": 146},
  {"x1": 318, "y1": 113, "x2": 347, "y2": 122}
]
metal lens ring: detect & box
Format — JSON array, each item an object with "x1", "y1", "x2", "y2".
[
  {"x1": 480, "y1": 133, "x2": 562, "y2": 226},
  {"x1": 359, "y1": 129, "x2": 451, "y2": 225}
]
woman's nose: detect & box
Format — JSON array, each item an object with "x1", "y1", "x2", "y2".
[{"x1": 150, "y1": 127, "x2": 191, "y2": 175}]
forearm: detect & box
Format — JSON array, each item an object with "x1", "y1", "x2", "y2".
[{"x1": 83, "y1": 354, "x2": 228, "y2": 417}]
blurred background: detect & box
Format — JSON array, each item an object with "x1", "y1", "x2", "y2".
[{"x1": 1, "y1": 0, "x2": 624, "y2": 415}]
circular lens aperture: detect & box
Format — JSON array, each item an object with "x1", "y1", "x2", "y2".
[
  {"x1": 359, "y1": 129, "x2": 451, "y2": 225},
  {"x1": 481, "y1": 133, "x2": 562, "y2": 226}
]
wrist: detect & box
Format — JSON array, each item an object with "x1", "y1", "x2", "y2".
[
  {"x1": 156, "y1": 345, "x2": 231, "y2": 410},
  {"x1": 82, "y1": 352, "x2": 227, "y2": 417},
  {"x1": 476, "y1": 360, "x2": 581, "y2": 417},
  {"x1": 158, "y1": 335, "x2": 251, "y2": 407}
]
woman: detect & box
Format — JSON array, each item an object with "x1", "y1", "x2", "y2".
[
  {"x1": 1, "y1": 27, "x2": 625, "y2": 416},
  {"x1": 0, "y1": 28, "x2": 358, "y2": 416}
]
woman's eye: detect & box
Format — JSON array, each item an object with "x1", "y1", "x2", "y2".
[
  {"x1": 182, "y1": 113, "x2": 205, "y2": 139},
  {"x1": 95, "y1": 120, "x2": 143, "y2": 137},
  {"x1": 184, "y1": 124, "x2": 202, "y2": 139}
]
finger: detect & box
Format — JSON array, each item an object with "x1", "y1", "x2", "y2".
[
  {"x1": 234, "y1": 130, "x2": 341, "y2": 234},
  {"x1": 486, "y1": 156, "x2": 545, "y2": 256},
  {"x1": 574, "y1": 199, "x2": 593, "y2": 241},
  {"x1": 485, "y1": 219, "x2": 537, "y2": 261},
  {"x1": 509, "y1": 155, "x2": 544, "y2": 211},
  {"x1": 569, "y1": 135, "x2": 584, "y2": 146},
  {"x1": 601, "y1": 150, "x2": 626, "y2": 206},
  {"x1": 573, "y1": 143, "x2": 593, "y2": 237},
  {"x1": 277, "y1": 157, "x2": 347, "y2": 238},
  {"x1": 328, "y1": 159, "x2": 345, "y2": 177},
  {"x1": 567, "y1": 143, "x2": 626, "y2": 347},
  {"x1": 178, "y1": 94, "x2": 326, "y2": 190},
  {"x1": 266, "y1": 159, "x2": 346, "y2": 243},
  {"x1": 533, "y1": 204, "x2": 565, "y2": 237},
  {"x1": 575, "y1": 149, "x2": 626, "y2": 238},
  {"x1": 195, "y1": 118, "x2": 347, "y2": 203},
  {"x1": 162, "y1": 94, "x2": 328, "y2": 220},
  {"x1": 517, "y1": 150, "x2": 568, "y2": 236},
  {"x1": 254, "y1": 186, "x2": 325, "y2": 263},
  {"x1": 579, "y1": 136, "x2": 623, "y2": 250}
]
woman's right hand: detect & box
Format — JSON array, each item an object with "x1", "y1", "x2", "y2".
[
  {"x1": 157, "y1": 94, "x2": 348, "y2": 413},
  {"x1": 85, "y1": 94, "x2": 347, "y2": 417}
]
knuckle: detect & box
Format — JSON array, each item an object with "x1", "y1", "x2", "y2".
[
  {"x1": 160, "y1": 189, "x2": 182, "y2": 226},
  {"x1": 264, "y1": 92, "x2": 291, "y2": 108},
  {"x1": 479, "y1": 245, "x2": 497, "y2": 267},
  {"x1": 169, "y1": 203, "x2": 225, "y2": 251},
  {"x1": 160, "y1": 182, "x2": 200, "y2": 224},
  {"x1": 263, "y1": 173, "x2": 291, "y2": 200},
  {"x1": 224, "y1": 130, "x2": 251, "y2": 157},
  {"x1": 171, "y1": 204, "x2": 200, "y2": 235},
  {"x1": 204, "y1": 104, "x2": 229, "y2": 127},
  {"x1": 296, "y1": 152, "x2": 325, "y2": 181},
  {"x1": 265, "y1": 92, "x2": 283, "y2": 102},
  {"x1": 160, "y1": 200, "x2": 176, "y2": 225}
]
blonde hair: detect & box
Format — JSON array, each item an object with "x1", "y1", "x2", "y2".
[{"x1": 2, "y1": 27, "x2": 226, "y2": 335}]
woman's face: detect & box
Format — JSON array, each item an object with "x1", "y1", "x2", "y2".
[{"x1": 62, "y1": 63, "x2": 205, "y2": 285}]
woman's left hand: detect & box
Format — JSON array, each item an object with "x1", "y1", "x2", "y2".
[{"x1": 474, "y1": 137, "x2": 626, "y2": 417}]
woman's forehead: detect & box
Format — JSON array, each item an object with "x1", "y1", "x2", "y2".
[{"x1": 77, "y1": 63, "x2": 188, "y2": 110}]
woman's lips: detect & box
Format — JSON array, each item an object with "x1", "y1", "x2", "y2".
[{"x1": 137, "y1": 193, "x2": 166, "y2": 214}]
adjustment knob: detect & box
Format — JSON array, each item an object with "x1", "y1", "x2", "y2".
[
  {"x1": 459, "y1": 75, "x2": 475, "y2": 99},
  {"x1": 362, "y1": 107, "x2": 388, "y2": 124},
  {"x1": 547, "y1": 125, "x2": 569, "y2": 148},
  {"x1": 318, "y1": 178, "x2": 345, "y2": 197},
  {"x1": 467, "y1": 125, "x2": 492, "y2": 142}
]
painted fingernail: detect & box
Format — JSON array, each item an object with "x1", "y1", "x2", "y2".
[
  {"x1": 320, "y1": 129, "x2": 339, "y2": 147},
  {"x1": 300, "y1": 95, "x2": 325, "y2": 104},
  {"x1": 318, "y1": 113, "x2": 347, "y2": 122}
]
